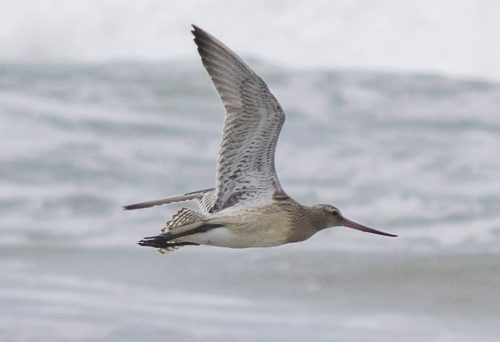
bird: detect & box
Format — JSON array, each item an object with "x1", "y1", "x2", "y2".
[{"x1": 124, "y1": 25, "x2": 397, "y2": 253}]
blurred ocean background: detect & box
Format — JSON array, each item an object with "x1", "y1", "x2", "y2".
[{"x1": 1, "y1": 1, "x2": 500, "y2": 341}]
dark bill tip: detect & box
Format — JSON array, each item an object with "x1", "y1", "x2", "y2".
[{"x1": 342, "y1": 218, "x2": 397, "y2": 237}]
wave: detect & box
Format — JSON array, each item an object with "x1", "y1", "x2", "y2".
[
  {"x1": 1, "y1": 62, "x2": 499, "y2": 252},
  {"x1": 1, "y1": 1, "x2": 500, "y2": 79}
]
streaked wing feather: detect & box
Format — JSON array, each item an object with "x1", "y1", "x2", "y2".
[
  {"x1": 192, "y1": 25, "x2": 285, "y2": 211},
  {"x1": 161, "y1": 208, "x2": 205, "y2": 235},
  {"x1": 195, "y1": 190, "x2": 217, "y2": 214}
]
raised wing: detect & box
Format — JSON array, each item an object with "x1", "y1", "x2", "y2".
[{"x1": 192, "y1": 25, "x2": 286, "y2": 211}]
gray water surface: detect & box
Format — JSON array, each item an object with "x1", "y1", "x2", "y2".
[{"x1": 1, "y1": 62, "x2": 500, "y2": 341}]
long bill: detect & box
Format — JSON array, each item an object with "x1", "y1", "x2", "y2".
[{"x1": 342, "y1": 218, "x2": 397, "y2": 237}]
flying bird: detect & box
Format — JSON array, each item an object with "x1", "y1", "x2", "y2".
[{"x1": 125, "y1": 25, "x2": 397, "y2": 253}]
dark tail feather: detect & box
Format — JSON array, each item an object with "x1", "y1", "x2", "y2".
[
  {"x1": 138, "y1": 223, "x2": 221, "y2": 250},
  {"x1": 138, "y1": 235, "x2": 199, "y2": 249}
]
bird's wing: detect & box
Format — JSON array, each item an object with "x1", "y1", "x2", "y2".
[
  {"x1": 192, "y1": 25, "x2": 286, "y2": 211},
  {"x1": 123, "y1": 188, "x2": 214, "y2": 210}
]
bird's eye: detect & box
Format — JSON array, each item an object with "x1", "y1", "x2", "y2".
[{"x1": 331, "y1": 210, "x2": 339, "y2": 216}]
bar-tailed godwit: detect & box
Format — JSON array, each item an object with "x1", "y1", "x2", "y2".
[{"x1": 125, "y1": 25, "x2": 397, "y2": 253}]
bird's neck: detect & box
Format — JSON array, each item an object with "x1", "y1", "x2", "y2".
[{"x1": 306, "y1": 205, "x2": 330, "y2": 232}]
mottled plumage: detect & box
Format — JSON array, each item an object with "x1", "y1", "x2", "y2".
[{"x1": 125, "y1": 25, "x2": 397, "y2": 253}]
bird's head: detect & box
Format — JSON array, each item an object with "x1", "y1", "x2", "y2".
[{"x1": 312, "y1": 204, "x2": 397, "y2": 237}]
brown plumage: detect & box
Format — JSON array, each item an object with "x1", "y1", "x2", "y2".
[{"x1": 125, "y1": 25, "x2": 397, "y2": 253}]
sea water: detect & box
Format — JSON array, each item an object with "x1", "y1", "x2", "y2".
[{"x1": 1, "y1": 62, "x2": 500, "y2": 341}]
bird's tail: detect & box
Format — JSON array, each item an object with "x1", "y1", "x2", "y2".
[
  {"x1": 138, "y1": 207, "x2": 220, "y2": 254},
  {"x1": 138, "y1": 236, "x2": 198, "y2": 253}
]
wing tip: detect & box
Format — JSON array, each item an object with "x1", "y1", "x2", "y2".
[
  {"x1": 191, "y1": 24, "x2": 220, "y2": 52},
  {"x1": 123, "y1": 202, "x2": 156, "y2": 210},
  {"x1": 191, "y1": 24, "x2": 207, "y2": 42},
  {"x1": 123, "y1": 204, "x2": 140, "y2": 210}
]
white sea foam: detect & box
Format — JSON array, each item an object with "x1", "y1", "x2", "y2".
[
  {"x1": 1, "y1": 0, "x2": 500, "y2": 80},
  {"x1": 2, "y1": 62, "x2": 500, "y2": 253},
  {"x1": 2, "y1": 46, "x2": 500, "y2": 341}
]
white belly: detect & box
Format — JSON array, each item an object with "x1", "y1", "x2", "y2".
[
  {"x1": 178, "y1": 207, "x2": 293, "y2": 248},
  {"x1": 182, "y1": 226, "x2": 288, "y2": 248}
]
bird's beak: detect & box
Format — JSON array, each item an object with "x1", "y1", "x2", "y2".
[{"x1": 342, "y1": 217, "x2": 397, "y2": 237}]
